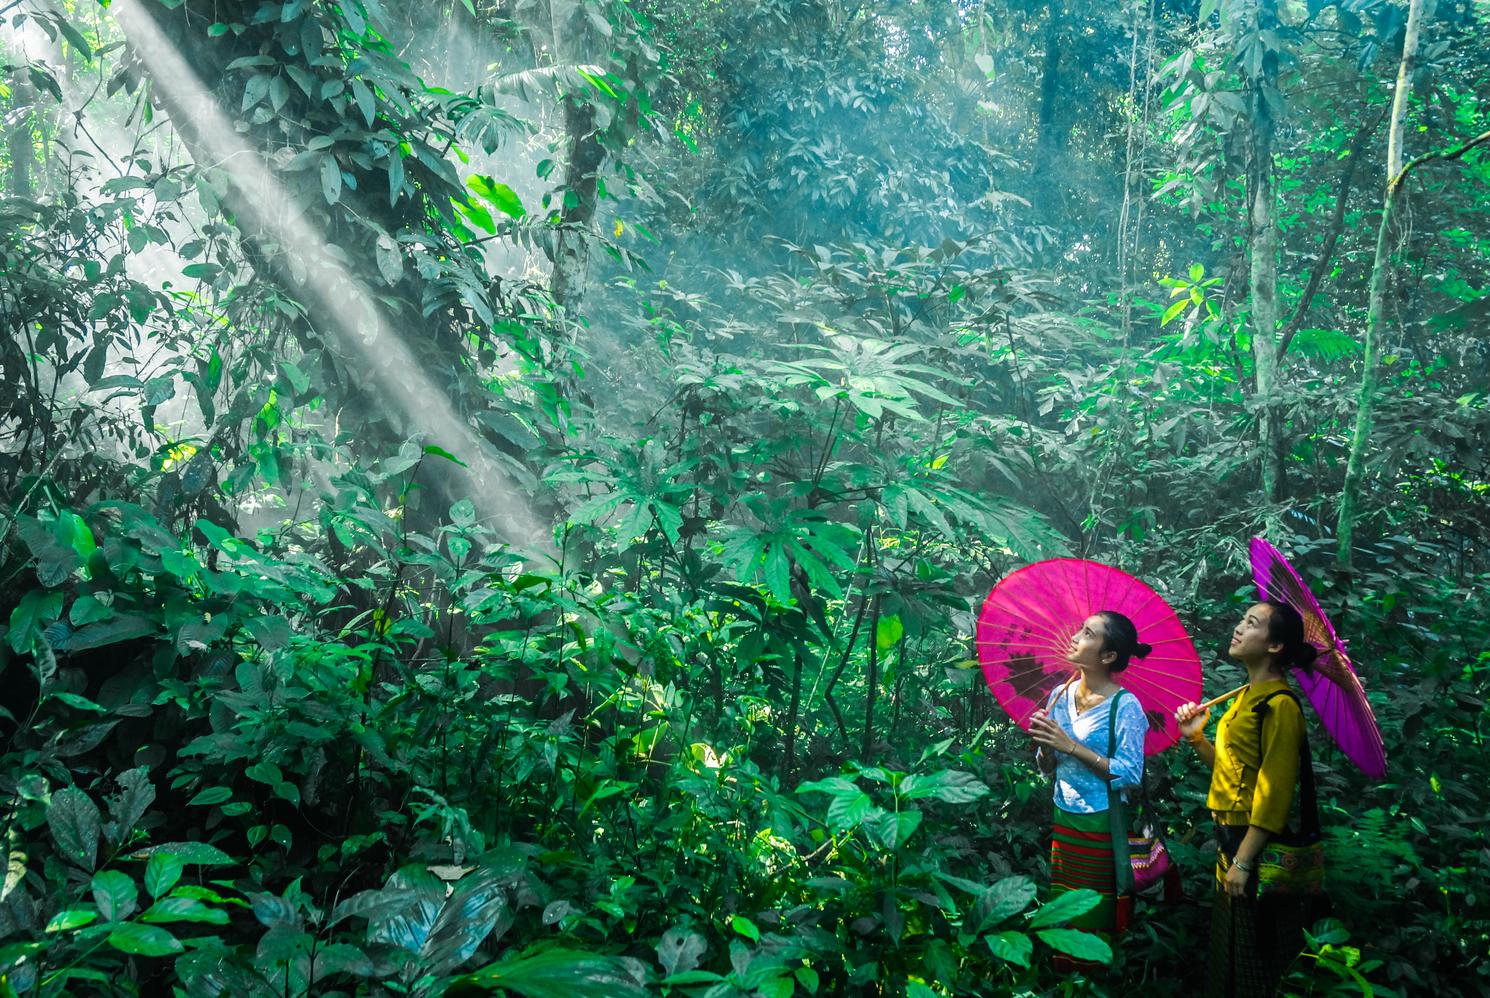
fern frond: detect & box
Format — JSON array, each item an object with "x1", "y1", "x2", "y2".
[{"x1": 1289, "y1": 327, "x2": 1361, "y2": 363}]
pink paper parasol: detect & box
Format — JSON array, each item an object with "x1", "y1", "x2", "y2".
[
  {"x1": 977, "y1": 558, "x2": 1203, "y2": 755},
  {"x1": 1250, "y1": 537, "x2": 1387, "y2": 779}
]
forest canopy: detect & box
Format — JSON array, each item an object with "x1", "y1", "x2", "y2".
[{"x1": 1, "y1": 0, "x2": 1488, "y2": 994}]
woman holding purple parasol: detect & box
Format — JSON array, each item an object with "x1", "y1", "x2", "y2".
[{"x1": 1174, "y1": 600, "x2": 1318, "y2": 998}]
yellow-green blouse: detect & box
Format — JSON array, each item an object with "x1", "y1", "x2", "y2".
[{"x1": 1206, "y1": 678, "x2": 1304, "y2": 833}]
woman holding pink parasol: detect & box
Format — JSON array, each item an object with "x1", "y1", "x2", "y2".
[
  {"x1": 978, "y1": 558, "x2": 1203, "y2": 962},
  {"x1": 1026, "y1": 611, "x2": 1151, "y2": 956},
  {"x1": 1174, "y1": 600, "x2": 1318, "y2": 998}
]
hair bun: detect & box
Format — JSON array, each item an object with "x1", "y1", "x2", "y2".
[
  {"x1": 1294, "y1": 645, "x2": 1320, "y2": 668},
  {"x1": 1134, "y1": 642, "x2": 1153, "y2": 659}
]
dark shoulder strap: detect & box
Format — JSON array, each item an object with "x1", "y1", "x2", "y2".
[
  {"x1": 1105, "y1": 687, "x2": 1128, "y2": 757},
  {"x1": 1105, "y1": 688, "x2": 1149, "y2": 803},
  {"x1": 1253, "y1": 688, "x2": 1300, "y2": 714},
  {"x1": 1104, "y1": 689, "x2": 1137, "y2": 895},
  {"x1": 1254, "y1": 688, "x2": 1318, "y2": 837}
]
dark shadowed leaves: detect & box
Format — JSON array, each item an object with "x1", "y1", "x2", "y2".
[
  {"x1": 103, "y1": 767, "x2": 155, "y2": 849},
  {"x1": 423, "y1": 869, "x2": 510, "y2": 975},
  {"x1": 47, "y1": 787, "x2": 101, "y2": 871}
]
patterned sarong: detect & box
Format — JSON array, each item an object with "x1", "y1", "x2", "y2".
[
  {"x1": 1049, "y1": 805, "x2": 1117, "y2": 968},
  {"x1": 1206, "y1": 836, "x2": 1310, "y2": 997}
]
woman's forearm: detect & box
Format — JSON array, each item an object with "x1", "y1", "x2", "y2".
[
  {"x1": 1232, "y1": 825, "x2": 1272, "y2": 869},
  {"x1": 1065, "y1": 741, "x2": 1111, "y2": 779},
  {"x1": 1186, "y1": 732, "x2": 1216, "y2": 767}
]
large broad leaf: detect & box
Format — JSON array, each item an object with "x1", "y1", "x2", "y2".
[
  {"x1": 320, "y1": 154, "x2": 342, "y2": 204},
  {"x1": 243, "y1": 615, "x2": 292, "y2": 651},
  {"x1": 46, "y1": 909, "x2": 98, "y2": 932},
  {"x1": 795, "y1": 777, "x2": 860, "y2": 797},
  {"x1": 47, "y1": 787, "x2": 101, "y2": 871},
  {"x1": 826, "y1": 790, "x2": 875, "y2": 832},
  {"x1": 1027, "y1": 889, "x2": 1103, "y2": 929},
  {"x1": 984, "y1": 930, "x2": 1034, "y2": 968},
  {"x1": 250, "y1": 893, "x2": 303, "y2": 930},
  {"x1": 450, "y1": 948, "x2": 646, "y2": 998},
  {"x1": 899, "y1": 770, "x2": 990, "y2": 804},
  {"x1": 126, "y1": 841, "x2": 234, "y2": 866},
  {"x1": 91, "y1": 870, "x2": 138, "y2": 921},
  {"x1": 864, "y1": 808, "x2": 923, "y2": 851},
  {"x1": 66, "y1": 615, "x2": 158, "y2": 653},
  {"x1": 104, "y1": 767, "x2": 156, "y2": 849},
  {"x1": 107, "y1": 922, "x2": 183, "y2": 957},
  {"x1": 422, "y1": 869, "x2": 509, "y2": 975},
  {"x1": 657, "y1": 927, "x2": 706, "y2": 977},
  {"x1": 144, "y1": 853, "x2": 182, "y2": 899},
  {"x1": 16, "y1": 517, "x2": 83, "y2": 586},
  {"x1": 374, "y1": 232, "x2": 404, "y2": 285},
  {"x1": 311, "y1": 942, "x2": 375, "y2": 979},
  {"x1": 139, "y1": 896, "x2": 230, "y2": 925},
  {"x1": 974, "y1": 876, "x2": 1037, "y2": 931},
  {"x1": 875, "y1": 613, "x2": 905, "y2": 650},
  {"x1": 327, "y1": 887, "x2": 421, "y2": 928},
  {"x1": 467, "y1": 175, "x2": 525, "y2": 218},
  {"x1": 367, "y1": 867, "x2": 445, "y2": 954},
  {"x1": 797, "y1": 777, "x2": 875, "y2": 832},
  {"x1": 8, "y1": 590, "x2": 64, "y2": 654},
  {"x1": 1036, "y1": 927, "x2": 1113, "y2": 964}
]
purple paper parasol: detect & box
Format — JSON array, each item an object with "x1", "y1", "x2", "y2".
[
  {"x1": 977, "y1": 558, "x2": 1203, "y2": 755},
  {"x1": 1250, "y1": 536, "x2": 1387, "y2": 780}
]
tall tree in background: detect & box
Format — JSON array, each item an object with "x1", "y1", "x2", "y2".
[
  {"x1": 1337, "y1": 0, "x2": 1427, "y2": 569},
  {"x1": 1241, "y1": 0, "x2": 1285, "y2": 501},
  {"x1": 1337, "y1": 0, "x2": 1490, "y2": 570}
]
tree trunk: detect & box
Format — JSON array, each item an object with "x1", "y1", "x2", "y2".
[
  {"x1": 784, "y1": 646, "x2": 803, "y2": 774},
  {"x1": 861, "y1": 597, "x2": 881, "y2": 759},
  {"x1": 1337, "y1": 0, "x2": 1427, "y2": 570},
  {"x1": 6, "y1": 76, "x2": 36, "y2": 199},
  {"x1": 550, "y1": 98, "x2": 604, "y2": 313},
  {"x1": 1030, "y1": 0, "x2": 1066, "y2": 218},
  {"x1": 1277, "y1": 109, "x2": 1387, "y2": 360},
  {"x1": 1245, "y1": 0, "x2": 1284, "y2": 502}
]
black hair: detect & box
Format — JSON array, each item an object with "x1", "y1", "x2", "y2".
[
  {"x1": 1262, "y1": 599, "x2": 1319, "y2": 673},
  {"x1": 1096, "y1": 610, "x2": 1152, "y2": 673}
]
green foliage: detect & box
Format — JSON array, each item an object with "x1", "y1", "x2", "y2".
[{"x1": 1, "y1": 0, "x2": 1488, "y2": 996}]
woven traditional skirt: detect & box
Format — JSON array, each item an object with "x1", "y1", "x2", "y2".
[
  {"x1": 1206, "y1": 834, "x2": 1310, "y2": 997},
  {"x1": 1049, "y1": 806, "x2": 1118, "y2": 945}
]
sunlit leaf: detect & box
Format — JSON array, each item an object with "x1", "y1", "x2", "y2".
[
  {"x1": 1027, "y1": 889, "x2": 1103, "y2": 929},
  {"x1": 1036, "y1": 927, "x2": 1112, "y2": 963},
  {"x1": 452, "y1": 948, "x2": 645, "y2": 997},
  {"x1": 985, "y1": 930, "x2": 1033, "y2": 968},
  {"x1": 107, "y1": 922, "x2": 183, "y2": 957}
]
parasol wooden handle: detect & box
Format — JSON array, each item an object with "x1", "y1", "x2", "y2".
[{"x1": 1196, "y1": 683, "x2": 1248, "y2": 713}]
